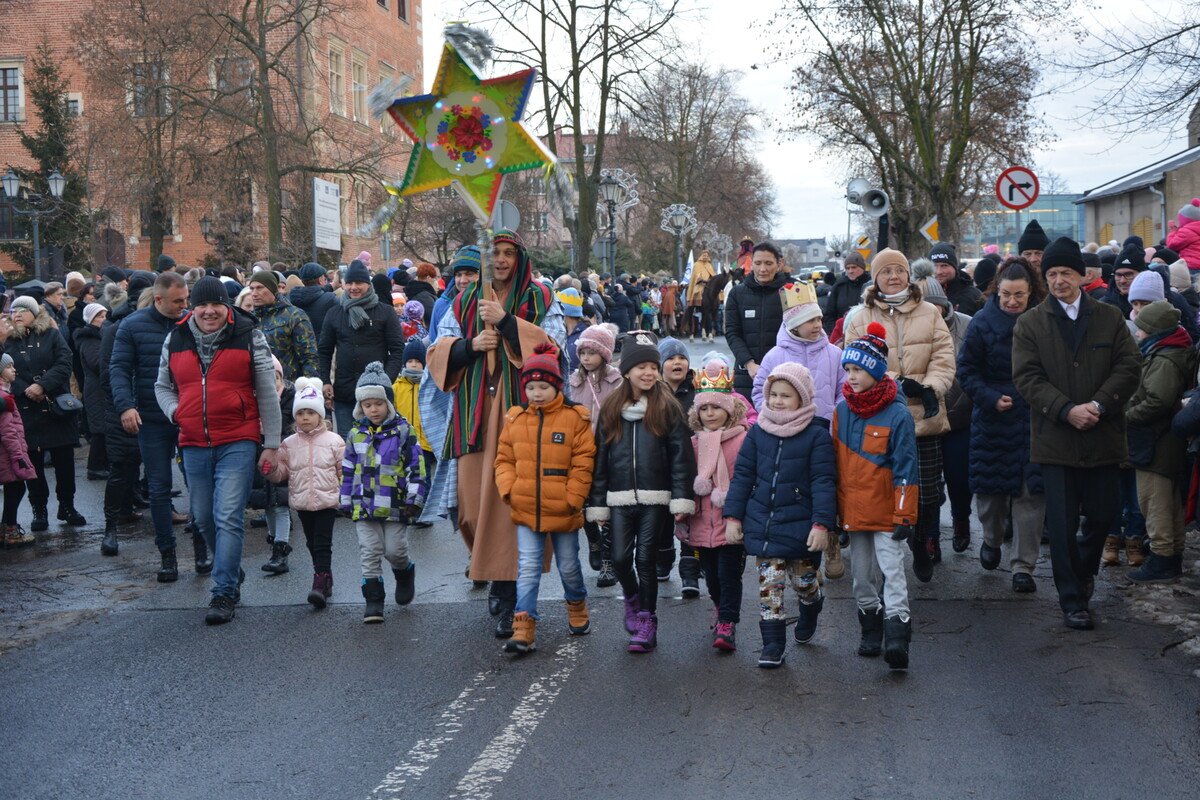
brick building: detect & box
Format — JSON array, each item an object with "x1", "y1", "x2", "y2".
[{"x1": 1, "y1": 0, "x2": 424, "y2": 275}]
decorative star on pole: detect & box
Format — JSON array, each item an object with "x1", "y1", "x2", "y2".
[{"x1": 388, "y1": 43, "x2": 555, "y2": 224}]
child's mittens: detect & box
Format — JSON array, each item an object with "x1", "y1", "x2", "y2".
[
  {"x1": 892, "y1": 523, "x2": 913, "y2": 542},
  {"x1": 806, "y1": 526, "x2": 828, "y2": 553},
  {"x1": 724, "y1": 519, "x2": 743, "y2": 545}
]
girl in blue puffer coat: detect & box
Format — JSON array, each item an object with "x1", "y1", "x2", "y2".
[{"x1": 723, "y1": 362, "x2": 837, "y2": 669}]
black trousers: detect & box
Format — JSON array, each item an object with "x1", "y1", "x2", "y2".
[
  {"x1": 26, "y1": 445, "x2": 75, "y2": 509},
  {"x1": 611, "y1": 505, "x2": 670, "y2": 612},
  {"x1": 3, "y1": 481, "x2": 26, "y2": 525},
  {"x1": 697, "y1": 544, "x2": 745, "y2": 623},
  {"x1": 297, "y1": 508, "x2": 336, "y2": 573},
  {"x1": 104, "y1": 460, "x2": 140, "y2": 520},
  {"x1": 87, "y1": 432, "x2": 108, "y2": 474},
  {"x1": 1041, "y1": 464, "x2": 1121, "y2": 613},
  {"x1": 941, "y1": 427, "x2": 972, "y2": 522}
]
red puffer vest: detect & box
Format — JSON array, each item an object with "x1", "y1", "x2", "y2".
[{"x1": 166, "y1": 311, "x2": 262, "y2": 448}]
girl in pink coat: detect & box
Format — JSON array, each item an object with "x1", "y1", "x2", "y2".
[
  {"x1": 1167, "y1": 199, "x2": 1200, "y2": 273},
  {"x1": 0, "y1": 353, "x2": 37, "y2": 547},
  {"x1": 681, "y1": 356, "x2": 750, "y2": 652},
  {"x1": 265, "y1": 377, "x2": 346, "y2": 609}
]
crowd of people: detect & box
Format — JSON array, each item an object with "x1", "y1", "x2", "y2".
[{"x1": 2, "y1": 204, "x2": 1199, "y2": 668}]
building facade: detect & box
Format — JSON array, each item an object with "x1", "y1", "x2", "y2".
[{"x1": 1075, "y1": 145, "x2": 1200, "y2": 248}]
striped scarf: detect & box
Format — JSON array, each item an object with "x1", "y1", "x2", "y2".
[{"x1": 446, "y1": 245, "x2": 550, "y2": 457}]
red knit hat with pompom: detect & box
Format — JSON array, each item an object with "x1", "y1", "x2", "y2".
[{"x1": 521, "y1": 342, "x2": 564, "y2": 393}]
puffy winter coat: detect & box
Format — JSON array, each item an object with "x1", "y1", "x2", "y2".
[
  {"x1": 567, "y1": 364, "x2": 622, "y2": 427},
  {"x1": 1126, "y1": 329, "x2": 1197, "y2": 477},
  {"x1": 7, "y1": 317, "x2": 78, "y2": 450},
  {"x1": 941, "y1": 308, "x2": 973, "y2": 431},
  {"x1": 724, "y1": 422, "x2": 837, "y2": 558},
  {"x1": 340, "y1": 412, "x2": 428, "y2": 521},
  {"x1": 318, "y1": 300, "x2": 406, "y2": 405},
  {"x1": 254, "y1": 294, "x2": 318, "y2": 382},
  {"x1": 564, "y1": 320, "x2": 590, "y2": 373},
  {"x1": 586, "y1": 398, "x2": 697, "y2": 520},
  {"x1": 823, "y1": 271, "x2": 870, "y2": 333},
  {"x1": 957, "y1": 296, "x2": 1041, "y2": 496},
  {"x1": 495, "y1": 393, "x2": 596, "y2": 533},
  {"x1": 751, "y1": 324, "x2": 844, "y2": 423},
  {"x1": 0, "y1": 394, "x2": 36, "y2": 483},
  {"x1": 99, "y1": 318, "x2": 140, "y2": 465},
  {"x1": 841, "y1": 284, "x2": 957, "y2": 437},
  {"x1": 74, "y1": 323, "x2": 107, "y2": 435},
  {"x1": 1167, "y1": 219, "x2": 1200, "y2": 273},
  {"x1": 832, "y1": 394, "x2": 919, "y2": 533},
  {"x1": 392, "y1": 374, "x2": 431, "y2": 452},
  {"x1": 267, "y1": 427, "x2": 346, "y2": 511},
  {"x1": 684, "y1": 425, "x2": 748, "y2": 549},
  {"x1": 288, "y1": 284, "x2": 338, "y2": 337},
  {"x1": 109, "y1": 304, "x2": 178, "y2": 427},
  {"x1": 609, "y1": 290, "x2": 634, "y2": 332},
  {"x1": 724, "y1": 271, "x2": 793, "y2": 396}
]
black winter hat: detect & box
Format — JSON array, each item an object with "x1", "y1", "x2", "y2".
[
  {"x1": 372, "y1": 273, "x2": 394, "y2": 306},
  {"x1": 928, "y1": 242, "x2": 958, "y2": 269},
  {"x1": 973, "y1": 255, "x2": 1000, "y2": 292},
  {"x1": 1123, "y1": 235, "x2": 1145, "y2": 251},
  {"x1": 619, "y1": 330, "x2": 661, "y2": 376},
  {"x1": 190, "y1": 276, "x2": 230, "y2": 307},
  {"x1": 127, "y1": 270, "x2": 156, "y2": 302},
  {"x1": 344, "y1": 259, "x2": 371, "y2": 284},
  {"x1": 1081, "y1": 252, "x2": 1101, "y2": 271},
  {"x1": 299, "y1": 262, "x2": 325, "y2": 282},
  {"x1": 1041, "y1": 237, "x2": 1085, "y2": 275},
  {"x1": 156, "y1": 253, "x2": 176, "y2": 272},
  {"x1": 102, "y1": 266, "x2": 128, "y2": 284},
  {"x1": 1153, "y1": 245, "x2": 1181, "y2": 264},
  {"x1": 1115, "y1": 243, "x2": 1147, "y2": 272},
  {"x1": 1018, "y1": 220, "x2": 1050, "y2": 253}
]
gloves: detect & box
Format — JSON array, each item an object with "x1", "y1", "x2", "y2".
[
  {"x1": 892, "y1": 524, "x2": 913, "y2": 542},
  {"x1": 900, "y1": 377, "x2": 923, "y2": 398},
  {"x1": 724, "y1": 519, "x2": 744, "y2": 545},
  {"x1": 920, "y1": 386, "x2": 940, "y2": 420}
]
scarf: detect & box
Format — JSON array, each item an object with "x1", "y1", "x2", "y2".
[
  {"x1": 758, "y1": 402, "x2": 816, "y2": 437},
  {"x1": 400, "y1": 367, "x2": 424, "y2": 381},
  {"x1": 187, "y1": 313, "x2": 228, "y2": 370},
  {"x1": 693, "y1": 424, "x2": 747, "y2": 507},
  {"x1": 880, "y1": 287, "x2": 912, "y2": 307},
  {"x1": 1139, "y1": 326, "x2": 1191, "y2": 356},
  {"x1": 621, "y1": 396, "x2": 647, "y2": 421},
  {"x1": 843, "y1": 374, "x2": 898, "y2": 419},
  {"x1": 342, "y1": 285, "x2": 379, "y2": 330}
]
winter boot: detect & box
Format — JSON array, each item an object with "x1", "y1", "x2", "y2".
[
  {"x1": 193, "y1": 530, "x2": 213, "y2": 575},
  {"x1": 679, "y1": 550, "x2": 702, "y2": 598},
  {"x1": 596, "y1": 560, "x2": 618, "y2": 588},
  {"x1": 712, "y1": 621, "x2": 736, "y2": 652},
  {"x1": 951, "y1": 518, "x2": 971, "y2": 553},
  {"x1": 1128, "y1": 552, "x2": 1182, "y2": 584},
  {"x1": 979, "y1": 541, "x2": 1002, "y2": 571},
  {"x1": 1102, "y1": 535, "x2": 1121, "y2": 566},
  {"x1": 794, "y1": 594, "x2": 824, "y2": 644},
  {"x1": 585, "y1": 524, "x2": 602, "y2": 571},
  {"x1": 757, "y1": 619, "x2": 786, "y2": 668},
  {"x1": 883, "y1": 616, "x2": 912, "y2": 671},
  {"x1": 623, "y1": 594, "x2": 642, "y2": 634},
  {"x1": 656, "y1": 542, "x2": 675, "y2": 582},
  {"x1": 393, "y1": 562, "x2": 416, "y2": 605},
  {"x1": 566, "y1": 599, "x2": 591, "y2": 635},
  {"x1": 910, "y1": 520, "x2": 934, "y2": 582},
  {"x1": 824, "y1": 535, "x2": 845, "y2": 579},
  {"x1": 505, "y1": 612, "x2": 537, "y2": 654},
  {"x1": 1125, "y1": 538, "x2": 1146, "y2": 568},
  {"x1": 925, "y1": 534, "x2": 942, "y2": 565},
  {"x1": 308, "y1": 572, "x2": 333, "y2": 609},
  {"x1": 362, "y1": 578, "x2": 386, "y2": 623},
  {"x1": 261, "y1": 541, "x2": 291, "y2": 575},
  {"x1": 157, "y1": 548, "x2": 179, "y2": 583},
  {"x1": 30, "y1": 505, "x2": 49, "y2": 533},
  {"x1": 628, "y1": 611, "x2": 658, "y2": 653},
  {"x1": 100, "y1": 521, "x2": 119, "y2": 556},
  {"x1": 204, "y1": 595, "x2": 236, "y2": 625},
  {"x1": 857, "y1": 607, "x2": 884, "y2": 657},
  {"x1": 58, "y1": 506, "x2": 86, "y2": 526},
  {"x1": 4, "y1": 523, "x2": 34, "y2": 547}
]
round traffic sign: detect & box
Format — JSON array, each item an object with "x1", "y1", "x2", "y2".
[{"x1": 995, "y1": 166, "x2": 1040, "y2": 211}]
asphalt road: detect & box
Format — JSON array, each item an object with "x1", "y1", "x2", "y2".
[{"x1": 3, "y1": 337, "x2": 1200, "y2": 800}]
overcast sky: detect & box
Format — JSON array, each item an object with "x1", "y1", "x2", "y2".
[{"x1": 425, "y1": 0, "x2": 1188, "y2": 240}]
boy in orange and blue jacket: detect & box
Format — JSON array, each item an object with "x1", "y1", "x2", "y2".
[{"x1": 833, "y1": 322, "x2": 919, "y2": 671}]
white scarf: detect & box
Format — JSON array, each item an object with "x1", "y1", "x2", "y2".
[{"x1": 621, "y1": 396, "x2": 648, "y2": 421}]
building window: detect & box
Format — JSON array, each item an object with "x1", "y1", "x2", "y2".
[
  {"x1": 1099, "y1": 222, "x2": 1113, "y2": 244},
  {"x1": 329, "y1": 47, "x2": 345, "y2": 116},
  {"x1": 129, "y1": 62, "x2": 169, "y2": 118},
  {"x1": 378, "y1": 65, "x2": 396, "y2": 134},
  {"x1": 352, "y1": 59, "x2": 367, "y2": 122},
  {"x1": 537, "y1": 212, "x2": 549, "y2": 232},
  {"x1": 398, "y1": 0, "x2": 407, "y2": 21},
  {"x1": 139, "y1": 203, "x2": 175, "y2": 236},
  {"x1": 66, "y1": 92, "x2": 83, "y2": 118},
  {"x1": 0, "y1": 200, "x2": 19, "y2": 240},
  {"x1": 356, "y1": 183, "x2": 370, "y2": 230},
  {"x1": 583, "y1": 142, "x2": 595, "y2": 157},
  {"x1": 214, "y1": 57, "x2": 254, "y2": 101},
  {"x1": 0, "y1": 65, "x2": 22, "y2": 122},
  {"x1": 377, "y1": 0, "x2": 387, "y2": 6}
]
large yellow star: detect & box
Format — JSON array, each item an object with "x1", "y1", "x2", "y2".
[{"x1": 388, "y1": 44, "x2": 554, "y2": 223}]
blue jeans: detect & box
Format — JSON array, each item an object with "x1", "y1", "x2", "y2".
[
  {"x1": 182, "y1": 441, "x2": 256, "y2": 598},
  {"x1": 1109, "y1": 467, "x2": 1146, "y2": 541},
  {"x1": 333, "y1": 401, "x2": 356, "y2": 437},
  {"x1": 515, "y1": 525, "x2": 586, "y2": 620},
  {"x1": 139, "y1": 421, "x2": 180, "y2": 552}
]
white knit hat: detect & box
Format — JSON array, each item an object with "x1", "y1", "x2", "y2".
[
  {"x1": 10, "y1": 296, "x2": 40, "y2": 315},
  {"x1": 292, "y1": 377, "x2": 326, "y2": 418},
  {"x1": 1168, "y1": 259, "x2": 1193, "y2": 292},
  {"x1": 83, "y1": 302, "x2": 107, "y2": 325}
]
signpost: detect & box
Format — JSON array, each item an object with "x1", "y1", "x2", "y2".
[
  {"x1": 312, "y1": 178, "x2": 342, "y2": 261},
  {"x1": 919, "y1": 216, "x2": 940, "y2": 244},
  {"x1": 995, "y1": 166, "x2": 1039, "y2": 211}
]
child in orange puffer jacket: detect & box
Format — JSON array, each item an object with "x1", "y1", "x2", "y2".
[{"x1": 495, "y1": 343, "x2": 597, "y2": 655}]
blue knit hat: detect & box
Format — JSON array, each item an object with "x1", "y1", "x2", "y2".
[
  {"x1": 841, "y1": 322, "x2": 890, "y2": 382},
  {"x1": 403, "y1": 337, "x2": 427, "y2": 366},
  {"x1": 451, "y1": 245, "x2": 481, "y2": 273},
  {"x1": 299, "y1": 262, "x2": 325, "y2": 282},
  {"x1": 657, "y1": 336, "x2": 689, "y2": 363},
  {"x1": 345, "y1": 259, "x2": 371, "y2": 284}
]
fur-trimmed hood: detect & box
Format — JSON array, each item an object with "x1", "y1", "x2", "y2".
[{"x1": 9, "y1": 311, "x2": 56, "y2": 338}]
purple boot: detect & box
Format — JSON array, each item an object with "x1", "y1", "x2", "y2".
[
  {"x1": 623, "y1": 594, "x2": 641, "y2": 634},
  {"x1": 628, "y1": 611, "x2": 658, "y2": 653}
]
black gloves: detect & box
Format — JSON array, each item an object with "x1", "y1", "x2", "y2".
[
  {"x1": 900, "y1": 377, "x2": 923, "y2": 398},
  {"x1": 892, "y1": 524, "x2": 913, "y2": 542},
  {"x1": 901, "y1": 378, "x2": 940, "y2": 420}
]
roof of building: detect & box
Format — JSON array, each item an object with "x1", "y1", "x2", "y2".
[{"x1": 1076, "y1": 144, "x2": 1200, "y2": 204}]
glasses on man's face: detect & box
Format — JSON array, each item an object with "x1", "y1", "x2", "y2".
[{"x1": 1115, "y1": 271, "x2": 1138, "y2": 281}]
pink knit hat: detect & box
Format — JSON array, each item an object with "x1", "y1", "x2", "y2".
[
  {"x1": 765, "y1": 361, "x2": 815, "y2": 409},
  {"x1": 357, "y1": 250, "x2": 372, "y2": 268},
  {"x1": 576, "y1": 323, "x2": 616, "y2": 363}
]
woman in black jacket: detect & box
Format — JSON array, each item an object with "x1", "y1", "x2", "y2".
[
  {"x1": 73, "y1": 303, "x2": 109, "y2": 480},
  {"x1": 586, "y1": 332, "x2": 696, "y2": 654},
  {"x1": 724, "y1": 242, "x2": 793, "y2": 398}
]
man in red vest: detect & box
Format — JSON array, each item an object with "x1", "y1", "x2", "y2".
[{"x1": 155, "y1": 276, "x2": 282, "y2": 625}]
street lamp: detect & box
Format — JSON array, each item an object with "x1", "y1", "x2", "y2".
[
  {"x1": 598, "y1": 175, "x2": 622, "y2": 275},
  {"x1": 659, "y1": 203, "x2": 698, "y2": 281},
  {"x1": 2, "y1": 169, "x2": 67, "y2": 281}
]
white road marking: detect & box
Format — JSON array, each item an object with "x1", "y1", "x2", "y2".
[
  {"x1": 448, "y1": 640, "x2": 582, "y2": 800},
  {"x1": 370, "y1": 670, "x2": 496, "y2": 798}
]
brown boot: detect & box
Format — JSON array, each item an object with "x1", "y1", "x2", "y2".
[
  {"x1": 505, "y1": 612, "x2": 536, "y2": 654},
  {"x1": 824, "y1": 536, "x2": 845, "y2": 579},
  {"x1": 1102, "y1": 535, "x2": 1120, "y2": 566},
  {"x1": 566, "y1": 599, "x2": 591, "y2": 635},
  {"x1": 1126, "y1": 538, "x2": 1146, "y2": 568}
]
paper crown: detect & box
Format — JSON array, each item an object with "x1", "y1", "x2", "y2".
[
  {"x1": 694, "y1": 363, "x2": 734, "y2": 393},
  {"x1": 779, "y1": 280, "x2": 818, "y2": 310}
]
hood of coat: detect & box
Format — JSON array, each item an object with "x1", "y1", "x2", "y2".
[
  {"x1": 9, "y1": 311, "x2": 56, "y2": 338},
  {"x1": 288, "y1": 284, "x2": 328, "y2": 309}
]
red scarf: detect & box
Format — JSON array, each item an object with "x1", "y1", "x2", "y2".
[{"x1": 843, "y1": 375, "x2": 898, "y2": 419}]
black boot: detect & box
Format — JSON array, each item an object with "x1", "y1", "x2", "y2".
[
  {"x1": 794, "y1": 593, "x2": 824, "y2": 644},
  {"x1": 261, "y1": 541, "x2": 291, "y2": 575},
  {"x1": 393, "y1": 562, "x2": 416, "y2": 605},
  {"x1": 679, "y1": 550, "x2": 702, "y2": 598},
  {"x1": 757, "y1": 620, "x2": 786, "y2": 668},
  {"x1": 31, "y1": 505, "x2": 49, "y2": 533},
  {"x1": 58, "y1": 506, "x2": 87, "y2": 526},
  {"x1": 883, "y1": 616, "x2": 912, "y2": 671},
  {"x1": 192, "y1": 530, "x2": 213, "y2": 575},
  {"x1": 100, "y1": 521, "x2": 119, "y2": 556},
  {"x1": 585, "y1": 522, "x2": 602, "y2": 571},
  {"x1": 488, "y1": 580, "x2": 515, "y2": 617},
  {"x1": 130, "y1": 484, "x2": 149, "y2": 510},
  {"x1": 857, "y1": 607, "x2": 884, "y2": 657},
  {"x1": 656, "y1": 540, "x2": 676, "y2": 582},
  {"x1": 362, "y1": 578, "x2": 386, "y2": 623},
  {"x1": 494, "y1": 599, "x2": 515, "y2": 639},
  {"x1": 951, "y1": 518, "x2": 971, "y2": 553},
  {"x1": 910, "y1": 523, "x2": 933, "y2": 583},
  {"x1": 157, "y1": 548, "x2": 179, "y2": 583},
  {"x1": 596, "y1": 526, "x2": 617, "y2": 587}
]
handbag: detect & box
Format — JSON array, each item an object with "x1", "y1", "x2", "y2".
[{"x1": 50, "y1": 392, "x2": 83, "y2": 416}]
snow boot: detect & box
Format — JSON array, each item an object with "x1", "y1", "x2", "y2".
[
  {"x1": 157, "y1": 548, "x2": 178, "y2": 583},
  {"x1": 100, "y1": 520, "x2": 119, "y2": 556},
  {"x1": 628, "y1": 611, "x2": 657, "y2": 653},
  {"x1": 1102, "y1": 535, "x2": 1120, "y2": 566},
  {"x1": 794, "y1": 594, "x2": 824, "y2": 644},
  {"x1": 1128, "y1": 552, "x2": 1182, "y2": 584},
  {"x1": 757, "y1": 619, "x2": 786, "y2": 668},
  {"x1": 596, "y1": 559, "x2": 618, "y2": 588},
  {"x1": 362, "y1": 578, "x2": 386, "y2": 623},
  {"x1": 261, "y1": 541, "x2": 291, "y2": 575},
  {"x1": 393, "y1": 562, "x2": 416, "y2": 605},
  {"x1": 679, "y1": 550, "x2": 702, "y2": 598},
  {"x1": 308, "y1": 572, "x2": 333, "y2": 609},
  {"x1": 857, "y1": 607, "x2": 884, "y2": 657},
  {"x1": 30, "y1": 505, "x2": 48, "y2": 533},
  {"x1": 623, "y1": 594, "x2": 641, "y2": 634},
  {"x1": 1125, "y1": 538, "x2": 1146, "y2": 568},
  {"x1": 566, "y1": 599, "x2": 591, "y2": 635},
  {"x1": 883, "y1": 616, "x2": 912, "y2": 671},
  {"x1": 505, "y1": 612, "x2": 536, "y2": 654}
]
